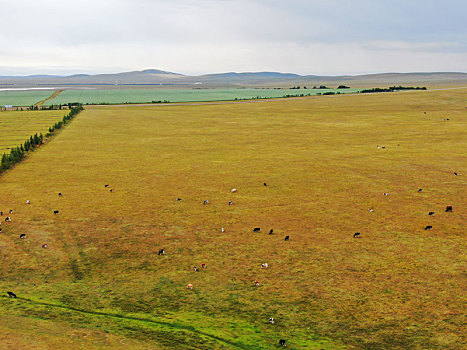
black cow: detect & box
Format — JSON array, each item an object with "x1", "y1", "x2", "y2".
[
  {"x1": 229, "y1": 200, "x2": 233, "y2": 205},
  {"x1": 0, "y1": 228, "x2": 2, "y2": 232},
  {"x1": 446, "y1": 206, "x2": 453, "y2": 212},
  {"x1": 269, "y1": 229, "x2": 274, "y2": 235},
  {"x1": 264, "y1": 183, "x2": 267, "y2": 186},
  {"x1": 0, "y1": 211, "x2": 2, "y2": 216},
  {"x1": 428, "y1": 212, "x2": 435, "y2": 216},
  {"x1": 203, "y1": 200, "x2": 209, "y2": 205},
  {"x1": 284, "y1": 235, "x2": 290, "y2": 241},
  {"x1": 158, "y1": 249, "x2": 165, "y2": 255},
  {"x1": 7, "y1": 292, "x2": 16, "y2": 298},
  {"x1": 58, "y1": 192, "x2": 62, "y2": 196},
  {"x1": 5, "y1": 217, "x2": 11, "y2": 222},
  {"x1": 253, "y1": 227, "x2": 261, "y2": 232},
  {"x1": 279, "y1": 339, "x2": 287, "y2": 347},
  {"x1": 19, "y1": 234, "x2": 26, "y2": 239},
  {"x1": 177, "y1": 198, "x2": 182, "y2": 201},
  {"x1": 9, "y1": 210, "x2": 12, "y2": 214},
  {"x1": 53, "y1": 210, "x2": 59, "y2": 215},
  {"x1": 425, "y1": 225, "x2": 432, "y2": 230},
  {"x1": 104, "y1": 184, "x2": 109, "y2": 187},
  {"x1": 418, "y1": 188, "x2": 423, "y2": 192},
  {"x1": 353, "y1": 232, "x2": 361, "y2": 238},
  {"x1": 454, "y1": 172, "x2": 458, "y2": 176}
]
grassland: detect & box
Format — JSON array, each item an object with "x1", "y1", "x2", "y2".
[
  {"x1": 0, "y1": 89, "x2": 465, "y2": 349},
  {"x1": 41, "y1": 88, "x2": 360, "y2": 106},
  {"x1": 0, "y1": 90, "x2": 57, "y2": 107},
  {"x1": 0, "y1": 110, "x2": 67, "y2": 155}
]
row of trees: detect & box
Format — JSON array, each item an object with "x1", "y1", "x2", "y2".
[
  {"x1": 0, "y1": 105, "x2": 83, "y2": 174},
  {"x1": 361, "y1": 86, "x2": 427, "y2": 93}
]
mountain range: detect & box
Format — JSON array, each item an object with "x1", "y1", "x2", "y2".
[{"x1": 1, "y1": 69, "x2": 466, "y2": 88}]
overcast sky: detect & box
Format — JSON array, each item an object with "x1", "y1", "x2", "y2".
[{"x1": 1, "y1": 0, "x2": 466, "y2": 76}]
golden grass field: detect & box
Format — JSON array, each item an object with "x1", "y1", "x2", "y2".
[
  {"x1": 0, "y1": 110, "x2": 66, "y2": 155},
  {"x1": 0, "y1": 89, "x2": 466, "y2": 349}
]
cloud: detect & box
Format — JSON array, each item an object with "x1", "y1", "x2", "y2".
[{"x1": 0, "y1": 0, "x2": 465, "y2": 75}]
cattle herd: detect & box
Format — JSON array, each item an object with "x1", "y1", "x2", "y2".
[{"x1": 1, "y1": 168, "x2": 460, "y2": 348}]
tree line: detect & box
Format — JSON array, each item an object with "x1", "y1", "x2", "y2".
[
  {"x1": 360, "y1": 86, "x2": 427, "y2": 93},
  {"x1": 0, "y1": 104, "x2": 83, "y2": 174}
]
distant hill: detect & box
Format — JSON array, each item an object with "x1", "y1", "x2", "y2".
[{"x1": 0, "y1": 69, "x2": 466, "y2": 88}]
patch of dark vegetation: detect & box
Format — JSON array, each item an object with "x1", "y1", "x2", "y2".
[
  {"x1": 69, "y1": 259, "x2": 84, "y2": 281},
  {"x1": 361, "y1": 86, "x2": 427, "y2": 93},
  {"x1": 0, "y1": 104, "x2": 83, "y2": 174}
]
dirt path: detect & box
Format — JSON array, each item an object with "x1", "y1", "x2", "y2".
[{"x1": 35, "y1": 89, "x2": 63, "y2": 107}]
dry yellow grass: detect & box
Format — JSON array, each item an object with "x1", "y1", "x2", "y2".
[
  {"x1": 0, "y1": 89, "x2": 465, "y2": 349},
  {"x1": 0, "y1": 110, "x2": 65, "y2": 155}
]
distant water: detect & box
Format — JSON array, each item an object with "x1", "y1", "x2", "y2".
[{"x1": 0, "y1": 87, "x2": 57, "y2": 91}]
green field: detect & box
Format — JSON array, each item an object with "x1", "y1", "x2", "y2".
[
  {"x1": 0, "y1": 90, "x2": 56, "y2": 107},
  {"x1": 0, "y1": 110, "x2": 67, "y2": 155},
  {"x1": 42, "y1": 88, "x2": 360, "y2": 105},
  {"x1": 0, "y1": 90, "x2": 465, "y2": 349}
]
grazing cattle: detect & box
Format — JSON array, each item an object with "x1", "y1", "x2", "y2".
[
  {"x1": 353, "y1": 232, "x2": 361, "y2": 238},
  {"x1": 0, "y1": 211, "x2": 2, "y2": 216},
  {"x1": 53, "y1": 210, "x2": 59, "y2": 215},
  {"x1": 221, "y1": 227, "x2": 225, "y2": 233},
  {"x1": 194, "y1": 266, "x2": 199, "y2": 272},
  {"x1": 269, "y1": 229, "x2": 274, "y2": 234},
  {"x1": 454, "y1": 172, "x2": 458, "y2": 176},
  {"x1": 254, "y1": 281, "x2": 260, "y2": 286},
  {"x1": 104, "y1": 184, "x2": 109, "y2": 187},
  {"x1": 253, "y1": 227, "x2": 261, "y2": 232},
  {"x1": 187, "y1": 284, "x2": 194, "y2": 290},
  {"x1": 203, "y1": 200, "x2": 209, "y2": 205},
  {"x1": 428, "y1": 212, "x2": 435, "y2": 216},
  {"x1": 158, "y1": 249, "x2": 165, "y2": 255},
  {"x1": 229, "y1": 200, "x2": 233, "y2": 205},
  {"x1": 369, "y1": 209, "x2": 374, "y2": 212},
  {"x1": 284, "y1": 235, "x2": 290, "y2": 241},
  {"x1": 425, "y1": 226, "x2": 432, "y2": 230},
  {"x1": 7, "y1": 292, "x2": 17, "y2": 298},
  {"x1": 418, "y1": 188, "x2": 423, "y2": 192},
  {"x1": 19, "y1": 234, "x2": 26, "y2": 239},
  {"x1": 279, "y1": 339, "x2": 287, "y2": 347},
  {"x1": 5, "y1": 217, "x2": 11, "y2": 222},
  {"x1": 0, "y1": 228, "x2": 2, "y2": 232},
  {"x1": 58, "y1": 192, "x2": 62, "y2": 196},
  {"x1": 42, "y1": 244, "x2": 48, "y2": 248},
  {"x1": 177, "y1": 198, "x2": 182, "y2": 201},
  {"x1": 110, "y1": 189, "x2": 114, "y2": 192},
  {"x1": 9, "y1": 210, "x2": 12, "y2": 214},
  {"x1": 26, "y1": 200, "x2": 31, "y2": 204},
  {"x1": 264, "y1": 183, "x2": 267, "y2": 186},
  {"x1": 201, "y1": 263, "x2": 206, "y2": 269},
  {"x1": 383, "y1": 192, "x2": 389, "y2": 196},
  {"x1": 261, "y1": 263, "x2": 268, "y2": 269},
  {"x1": 424, "y1": 112, "x2": 426, "y2": 114},
  {"x1": 269, "y1": 318, "x2": 275, "y2": 324},
  {"x1": 231, "y1": 188, "x2": 237, "y2": 193},
  {"x1": 446, "y1": 206, "x2": 453, "y2": 212}
]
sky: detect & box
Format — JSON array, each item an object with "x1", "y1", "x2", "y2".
[{"x1": 1, "y1": 0, "x2": 466, "y2": 76}]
